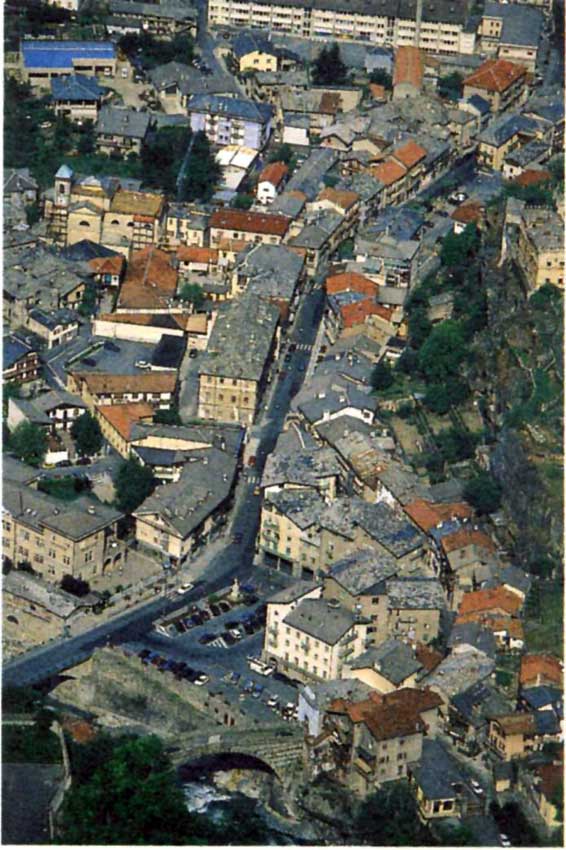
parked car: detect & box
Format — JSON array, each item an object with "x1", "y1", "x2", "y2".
[
  {"x1": 188, "y1": 348, "x2": 199, "y2": 358},
  {"x1": 243, "y1": 679, "x2": 255, "y2": 693},
  {"x1": 252, "y1": 684, "x2": 264, "y2": 699},
  {"x1": 225, "y1": 620, "x2": 239, "y2": 630},
  {"x1": 273, "y1": 671, "x2": 296, "y2": 687},
  {"x1": 470, "y1": 779, "x2": 484, "y2": 796},
  {"x1": 198, "y1": 633, "x2": 217, "y2": 645},
  {"x1": 243, "y1": 594, "x2": 259, "y2": 605},
  {"x1": 222, "y1": 631, "x2": 237, "y2": 646},
  {"x1": 56, "y1": 459, "x2": 72, "y2": 468},
  {"x1": 218, "y1": 601, "x2": 231, "y2": 613},
  {"x1": 177, "y1": 582, "x2": 194, "y2": 595},
  {"x1": 243, "y1": 621, "x2": 255, "y2": 636},
  {"x1": 288, "y1": 343, "x2": 297, "y2": 352},
  {"x1": 181, "y1": 667, "x2": 196, "y2": 680},
  {"x1": 209, "y1": 604, "x2": 221, "y2": 617},
  {"x1": 190, "y1": 613, "x2": 204, "y2": 626},
  {"x1": 138, "y1": 649, "x2": 151, "y2": 660},
  {"x1": 76, "y1": 457, "x2": 92, "y2": 466},
  {"x1": 232, "y1": 532, "x2": 243, "y2": 544},
  {"x1": 229, "y1": 628, "x2": 242, "y2": 641},
  {"x1": 499, "y1": 835, "x2": 511, "y2": 848},
  {"x1": 228, "y1": 671, "x2": 241, "y2": 685},
  {"x1": 267, "y1": 694, "x2": 279, "y2": 708},
  {"x1": 199, "y1": 609, "x2": 211, "y2": 621}
]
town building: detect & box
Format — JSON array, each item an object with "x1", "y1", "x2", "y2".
[
  {"x1": 209, "y1": 208, "x2": 291, "y2": 248},
  {"x1": 68, "y1": 371, "x2": 177, "y2": 410},
  {"x1": 108, "y1": 1, "x2": 198, "y2": 38},
  {"x1": 25, "y1": 307, "x2": 80, "y2": 350},
  {"x1": 393, "y1": 45, "x2": 424, "y2": 100},
  {"x1": 20, "y1": 40, "x2": 117, "y2": 87},
  {"x1": 197, "y1": 294, "x2": 280, "y2": 425},
  {"x1": 133, "y1": 448, "x2": 238, "y2": 566},
  {"x1": 207, "y1": 0, "x2": 476, "y2": 55},
  {"x1": 7, "y1": 390, "x2": 87, "y2": 435},
  {"x1": 187, "y1": 94, "x2": 273, "y2": 150},
  {"x1": 478, "y1": 1, "x2": 544, "y2": 71},
  {"x1": 516, "y1": 206, "x2": 564, "y2": 292},
  {"x1": 95, "y1": 402, "x2": 155, "y2": 457},
  {"x1": 256, "y1": 161, "x2": 289, "y2": 205},
  {"x1": 3, "y1": 335, "x2": 41, "y2": 384},
  {"x1": 116, "y1": 247, "x2": 179, "y2": 312},
  {"x1": 411, "y1": 738, "x2": 476, "y2": 821},
  {"x1": 51, "y1": 74, "x2": 107, "y2": 121},
  {"x1": 95, "y1": 106, "x2": 151, "y2": 156},
  {"x1": 232, "y1": 30, "x2": 280, "y2": 73},
  {"x1": 3, "y1": 482, "x2": 125, "y2": 581},
  {"x1": 463, "y1": 58, "x2": 527, "y2": 113}
]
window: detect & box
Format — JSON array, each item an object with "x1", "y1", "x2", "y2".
[{"x1": 79, "y1": 220, "x2": 91, "y2": 227}]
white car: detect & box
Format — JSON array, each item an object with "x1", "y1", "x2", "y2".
[
  {"x1": 267, "y1": 694, "x2": 279, "y2": 708},
  {"x1": 470, "y1": 779, "x2": 484, "y2": 795},
  {"x1": 499, "y1": 834, "x2": 511, "y2": 848},
  {"x1": 229, "y1": 628, "x2": 243, "y2": 640},
  {"x1": 194, "y1": 674, "x2": 209, "y2": 686},
  {"x1": 176, "y1": 582, "x2": 194, "y2": 595}
]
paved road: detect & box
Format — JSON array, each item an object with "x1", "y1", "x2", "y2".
[{"x1": 4, "y1": 280, "x2": 324, "y2": 689}]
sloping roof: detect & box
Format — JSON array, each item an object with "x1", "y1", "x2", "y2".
[
  {"x1": 88, "y1": 255, "x2": 125, "y2": 276},
  {"x1": 96, "y1": 402, "x2": 154, "y2": 441},
  {"x1": 96, "y1": 105, "x2": 150, "y2": 139},
  {"x1": 188, "y1": 94, "x2": 273, "y2": 124},
  {"x1": 329, "y1": 687, "x2": 443, "y2": 742},
  {"x1": 464, "y1": 58, "x2": 526, "y2": 94},
  {"x1": 117, "y1": 247, "x2": 178, "y2": 311},
  {"x1": 451, "y1": 200, "x2": 484, "y2": 224},
  {"x1": 210, "y1": 209, "x2": 290, "y2": 237},
  {"x1": 176, "y1": 245, "x2": 218, "y2": 264},
  {"x1": 513, "y1": 169, "x2": 552, "y2": 188},
  {"x1": 458, "y1": 586, "x2": 523, "y2": 618},
  {"x1": 404, "y1": 499, "x2": 473, "y2": 533},
  {"x1": 393, "y1": 45, "x2": 424, "y2": 90},
  {"x1": 72, "y1": 371, "x2": 176, "y2": 396},
  {"x1": 441, "y1": 527, "x2": 497, "y2": 555},
  {"x1": 325, "y1": 271, "x2": 378, "y2": 297},
  {"x1": 350, "y1": 639, "x2": 423, "y2": 684},
  {"x1": 370, "y1": 159, "x2": 407, "y2": 187},
  {"x1": 491, "y1": 713, "x2": 536, "y2": 736},
  {"x1": 51, "y1": 74, "x2": 106, "y2": 102},
  {"x1": 233, "y1": 30, "x2": 276, "y2": 59},
  {"x1": 22, "y1": 40, "x2": 116, "y2": 70},
  {"x1": 109, "y1": 189, "x2": 164, "y2": 216},
  {"x1": 520, "y1": 654, "x2": 563, "y2": 689},
  {"x1": 4, "y1": 168, "x2": 38, "y2": 194},
  {"x1": 283, "y1": 598, "x2": 356, "y2": 645},
  {"x1": 258, "y1": 161, "x2": 288, "y2": 187},
  {"x1": 340, "y1": 298, "x2": 393, "y2": 329},
  {"x1": 393, "y1": 140, "x2": 427, "y2": 169},
  {"x1": 317, "y1": 187, "x2": 359, "y2": 211}
]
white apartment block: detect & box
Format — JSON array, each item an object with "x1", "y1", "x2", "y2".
[{"x1": 208, "y1": 0, "x2": 477, "y2": 55}]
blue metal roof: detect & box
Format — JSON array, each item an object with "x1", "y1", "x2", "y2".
[
  {"x1": 51, "y1": 74, "x2": 106, "y2": 102},
  {"x1": 22, "y1": 40, "x2": 116, "y2": 70}
]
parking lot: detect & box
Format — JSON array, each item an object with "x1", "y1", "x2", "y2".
[{"x1": 127, "y1": 590, "x2": 301, "y2": 725}]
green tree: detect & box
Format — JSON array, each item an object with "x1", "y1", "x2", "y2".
[
  {"x1": 153, "y1": 409, "x2": 182, "y2": 426},
  {"x1": 114, "y1": 457, "x2": 155, "y2": 513},
  {"x1": 77, "y1": 120, "x2": 95, "y2": 155},
  {"x1": 424, "y1": 378, "x2": 469, "y2": 415},
  {"x1": 353, "y1": 781, "x2": 429, "y2": 845},
  {"x1": 78, "y1": 280, "x2": 97, "y2": 318},
  {"x1": 312, "y1": 43, "x2": 348, "y2": 86},
  {"x1": 369, "y1": 68, "x2": 392, "y2": 89},
  {"x1": 371, "y1": 360, "x2": 395, "y2": 391},
  {"x1": 268, "y1": 143, "x2": 293, "y2": 165},
  {"x1": 25, "y1": 201, "x2": 41, "y2": 226},
  {"x1": 438, "y1": 72, "x2": 463, "y2": 102},
  {"x1": 418, "y1": 320, "x2": 467, "y2": 383},
  {"x1": 179, "y1": 282, "x2": 205, "y2": 309},
  {"x1": 142, "y1": 126, "x2": 191, "y2": 196},
  {"x1": 440, "y1": 223, "x2": 479, "y2": 268},
  {"x1": 436, "y1": 426, "x2": 478, "y2": 463},
  {"x1": 231, "y1": 193, "x2": 254, "y2": 210},
  {"x1": 182, "y1": 131, "x2": 221, "y2": 202},
  {"x1": 60, "y1": 736, "x2": 204, "y2": 844},
  {"x1": 61, "y1": 574, "x2": 91, "y2": 597},
  {"x1": 71, "y1": 411, "x2": 103, "y2": 458},
  {"x1": 9, "y1": 422, "x2": 47, "y2": 467},
  {"x1": 464, "y1": 471, "x2": 502, "y2": 515},
  {"x1": 408, "y1": 306, "x2": 432, "y2": 350}
]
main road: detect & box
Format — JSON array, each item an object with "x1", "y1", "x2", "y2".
[{"x1": 3, "y1": 280, "x2": 325, "y2": 689}]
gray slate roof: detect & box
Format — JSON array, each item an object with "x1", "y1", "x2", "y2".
[
  {"x1": 4, "y1": 168, "x2": 39, "y2": 194},
  {"x1": 96, "y1": 106, "x2": 151, "y2": 140},
  {"x1": 4, "y1": 571, "x2": 89, "y2": 619},
  {"x1": 236, "y1": 243, "x2": 305, "y2": 301},
  {"x1": 199, "y1": 293, "x2": 279, "y2": 382},
  {"x1": 483, "y1": 1, "x2": 544, "y2": 47},
  {"x1": 284, "y1": 597, "x2": 357, "y2": 645},
  {"x1": 350, "y1": 638, "x2": 423, "y2": 685},
  {"x1": 329, "y1": 548, "x2": 398, "y2": 596},
  {"x1": 386, "y1": 577, "x2": 445, "y2": 611},
  {"x1": 413, "y1": 738, "x2": 468, "y2": 800},
  {"x1": 188, "y1": 94, "x2": 273, "y2": 124}
]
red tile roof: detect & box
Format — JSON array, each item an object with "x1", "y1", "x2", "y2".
[
  {"x1": 258, "y1": 161, "x2": 288, "y2": 187},
  {"x1": 341, "y1": 298, "x2": 393, "y2": 328},
  {"x1": 404, "y1": 500, "x2": 473, "y2": 533},
  {"x1": 88, "y1": 255, "x2": 125, "y2": 276},
  {"x1": 325, "y1": 271, "x2": 378, "y2": 298},
  {"x1": 451, "y1": 200, "x2": 485, "y2": 224},
  {"x1": 210, "y1": 209, "x2": 290, "y2": 237},
  {"x1": 369, "y1": 83, "x2": 387, "y2": 101},
  {"x1": 96, "y1": 402, "x2": 154, "y2": 442},
  {"x1": 393, "y1": 46, "x2": 424, "y2": 90},
  {"x1": 176, "y1": 245, "x2": 218, "y2": 264},
  {"x1": 513, "y1": 169, "x2": 552, "y2": 188},
  {"x1": 317, "y1": 186, "x2": 360, "y2": 211},
  {"x1": 440, "y1": 527, "x2": 496, "y2": 555},
  {"x1": 464, "y1": 58, "x2": 526, "y2": 94},
  {"x1": 393, "y1": 140, "x2": 427, "y2": 170},
  {"x1": 520, "y1": 654, "x2": 563, "y2": 689},
  {"x1": 491, "y1": 713, "x2": 536, "y2": 736},
  {"x1": 117, "y1": 247, "x2": 178, "y2": 311},
  {"x1": 415, "y1": 642, "x2": 443, "y2": 674},
  {"x1": 371, "y1": 159, "x2": 407, "y2": 187},
  {"x1": 329, "y1": 687, "x2": 443, "y2": 741},
  {"x1": 458, "y1": 586, "x2": 523, "y2": 618}
]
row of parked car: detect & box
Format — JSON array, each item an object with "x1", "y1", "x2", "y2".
[
  {"x1": 156, "y1": 597, "x2": 265, "y2": 644},
  {"x1": 225, "y1": 671, "x2": 298, "y2": 719},
  {"x1": 199, "y1": 605, "x2": 267, "y2": 647},
  {"x1": 137, "y1": 649, "x2": 210, "y2": 687}
]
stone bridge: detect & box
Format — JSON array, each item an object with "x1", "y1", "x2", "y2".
[{"x1": 171, "y1": 723, "x2": 304, "y2": 779}]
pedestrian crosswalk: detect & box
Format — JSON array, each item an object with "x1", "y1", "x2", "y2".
[
  {"x1": 246, "y1": 473, "x2": 261, "y2": 485},
  {"x1": 293, "y1": 343, "x2": 312, "y2": 352},
  {"x1": 210, "y1": 637, "x2": 227, "y2": 649}
]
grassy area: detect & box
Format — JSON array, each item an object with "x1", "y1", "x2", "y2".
[
  {"x1": 2, "y1": 724, "x2": 61, "y2": 764},
  {"x1": 524, "y1": 580, "x2": 564, "y2": 654},
  {"x1": 38, "y1": 476, "x2": 89, "y2": 502}
]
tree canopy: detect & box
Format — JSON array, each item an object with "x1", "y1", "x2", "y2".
[
  {"x1": 9, "y1": 422, "x2": 47, "y2": 467},
  {"x1": 114, "y1": 457, "x2": 155, "y2": 514},
  {"x1": 352, "y1": 781, "x2": 430, "y2": 845},
  {"x1": 369, "y1": 69, "x2": 392, "y2": 89},
  {"x1": 179, "y1": 282, "x2": 205, "y2": 309},
  {"x1": 142, "y1": 126, "x2": 192, "y2": 197},
  {"x1": 312, "y1": 43, "x2": 348, "y2": 86},
  {"x1": 440, "y1": 223, "x2": 480, "y2": 268},
  {"x1": 371, "y1": 360, "x2": 395, "y2": 392},
  {"x1": 181, "y1": 131, "x2": 221, "y2": 202},
  {"x1": 71, "y1": 411, "x2": 103, "y2": 458},
  {"x1": 418, "y1": 320, "x2": 468, "y2": 384},
  {"x1": 464, "y1": 471, "x2": 502, "y2": 515}
]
